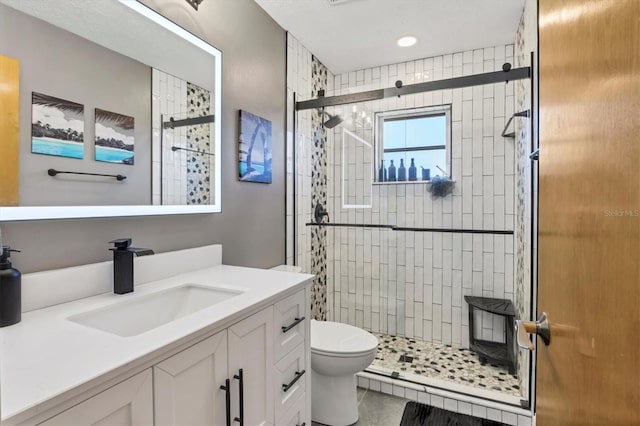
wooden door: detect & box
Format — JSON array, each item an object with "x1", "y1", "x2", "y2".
[
  {"x1": 154, "y1": 331, "x2": 228, "y2": 425},
  {"x1": 536, "y1": 1, "x2": 640, "y2": 425},
  {"x1": 228, "y1": 306, "x2": 275, "y2": 426},
  {"x1": 0, "y1": 55, "x2": 19, "y2": 206},
  {"x1": 39, "y1": 370, "x2": 153, "y2": 426}
]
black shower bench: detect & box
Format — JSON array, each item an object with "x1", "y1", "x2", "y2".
[{"x1": 464, "y1": 296, "x2": 516, "y2": 375}]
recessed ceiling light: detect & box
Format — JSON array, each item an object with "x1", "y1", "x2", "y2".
[{"x1": 397, "y1": 36, "x2": 417, "y2": 47}]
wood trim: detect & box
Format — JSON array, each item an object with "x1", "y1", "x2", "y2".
[{"x1": 0, "y1": 55, "x2": 20, "y2": 206}]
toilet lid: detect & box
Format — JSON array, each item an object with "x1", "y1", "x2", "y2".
[{"x1": 311, "y1": 320, "x2": 378, "y2": 355}]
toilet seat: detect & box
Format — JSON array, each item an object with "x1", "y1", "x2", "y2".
[{"x1": 311, "y1": 320, "x2": 378, "y2": 357}]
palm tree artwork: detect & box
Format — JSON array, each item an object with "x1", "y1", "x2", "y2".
[
  {"x1": 238, "y1": 110, "x2": 272, "y2": 183},
  {"x1": 31, "y1": 92, "x2": 85, "y2": 159}
]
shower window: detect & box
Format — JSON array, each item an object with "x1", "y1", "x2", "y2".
[{"x1": 374, "y1": 105, "x2": 451, "y2": 182}]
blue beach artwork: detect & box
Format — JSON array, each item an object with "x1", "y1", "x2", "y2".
[
  {"x1": 95, "y1": 108, "x2": 135, "y2": 165},
  {"x1": 238, "y1": 110, "x2": 272, "y2": 183},
  {"x1": 31, "y1": 138, "x2": 84, "y2": 159},
  {"x1": 95, "y1": 146, "x2": 134, "y2": 163},
  {"x1": 31, "y1": 92, "x2": 85, "y2": 159}
]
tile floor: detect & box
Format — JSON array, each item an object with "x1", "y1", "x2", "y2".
[
  {"x1": 371, "y1": 333, "x2": 521, "y2": 397},
  {"x1": 312, "y1": 387, "x2": 408, "y2": 426}
]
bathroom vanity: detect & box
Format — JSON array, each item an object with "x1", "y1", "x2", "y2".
[{"x1": 0, "y1": 245, "x2": 313, "y2": 426}]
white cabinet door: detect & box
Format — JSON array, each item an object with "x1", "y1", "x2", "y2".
[
  {"x1": 228, "y1": 306, "x2": 274, "y2": 426},
  {"x1": 39, "y1": 370, "x2": 153, "y2": 426},
  {"x1": 154, "y1": 331, "x2": 228, "y2": 426}
]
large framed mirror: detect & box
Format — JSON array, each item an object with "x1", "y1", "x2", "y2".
[{"x1": 0, "y1": 0, "x2": 222, "y2": 221}]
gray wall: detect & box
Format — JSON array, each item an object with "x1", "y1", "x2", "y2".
[
  {"x1": 0, "y1": 4, "x2": 151, "y2": 206},
  {"x1": 1, "y1": 0, "x2": 287, "y2": 272}
]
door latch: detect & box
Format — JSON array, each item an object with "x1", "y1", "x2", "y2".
[{"x1": 515, "y1": 312, "x2": 551, "y2": 350}]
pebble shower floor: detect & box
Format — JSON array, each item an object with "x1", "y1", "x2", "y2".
[{"x1": 370, "y1": 332, "x2": 521, "y2": 397}]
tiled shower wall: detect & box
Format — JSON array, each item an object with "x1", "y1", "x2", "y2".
[
  {"x1": 185, "y1": 83, "x2": 213, "y2": 205},
  {"x1": 324, "y1": 45, "x2": 518, "y2": 348},
  {"x1": 286, "y1": 34, "x2": 334, "y2": 319},
  {"x1": 152, "y1": 70, "x2": 213, "y2": 206},
  {"x1": 152, "y1": 69, "x2": 188, "y2": 205},
  {"x1": 514, "y1": 0, "x2": 537, "y2": 399},
  {"x1": 287, "y1": 37, "x2": 535, "y2": 352}
]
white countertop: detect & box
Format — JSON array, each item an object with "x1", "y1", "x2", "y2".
[{"x1": 0, "y1": 264, "x2": 313, "y2": 422}]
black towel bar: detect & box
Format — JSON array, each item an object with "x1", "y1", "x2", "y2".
[{"x1": 47, "y1": 169, "x2": 126, "y2": 181}]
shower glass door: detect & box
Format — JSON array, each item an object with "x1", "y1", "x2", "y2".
[{"x1": 294, "y1": 78, "x2": 530, "y2": 406}]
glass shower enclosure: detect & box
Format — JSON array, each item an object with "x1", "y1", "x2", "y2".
[{"x1": 291, "y1": 47, "x2": 535, "y2": 407}]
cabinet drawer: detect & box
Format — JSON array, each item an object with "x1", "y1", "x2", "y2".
[
  {"x1": 274, "y1": 342, "x2": 307, "y2": 421},
  {"x1": 274, "y1": 289, "x2": 307, "y2": 361},
  {"x1": 277, "y1": 392, "x2": 308, "y2": 426}
]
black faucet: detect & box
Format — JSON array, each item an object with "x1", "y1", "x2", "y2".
[{"x1": 109, "y1": 238, "x2": 154, "y2": 294}]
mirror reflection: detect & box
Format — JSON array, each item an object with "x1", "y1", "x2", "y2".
[{"x1": 0, "y1": 0, "x2": 221, "y2": 219}]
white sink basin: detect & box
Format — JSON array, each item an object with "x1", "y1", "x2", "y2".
[{"x1": 68, "y1": 284, "x2": 244, "y2": 337}]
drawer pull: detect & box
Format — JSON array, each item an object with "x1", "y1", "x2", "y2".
[
  {"x1": 282, "y1": 316, "x2": 305, "y2": 333},
  {"x1": 296, "y1": 423, "x2": 306, "y2": 426},
  {"x1": 282, "y1": 369, "x2": 306, "y2": 392}
]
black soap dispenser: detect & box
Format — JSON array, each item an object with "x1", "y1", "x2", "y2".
[{"x1": 0, "y1": 246, "x2": 21, "y2": 327}]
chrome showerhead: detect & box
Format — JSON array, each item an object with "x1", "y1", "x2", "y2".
[{"x1": 320, "y1": 110, "x2": 344, "y2": 129}]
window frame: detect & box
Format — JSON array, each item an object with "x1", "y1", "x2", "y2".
[{"x1": 374, "y1": 104, "x2": 452, "y2": 182}]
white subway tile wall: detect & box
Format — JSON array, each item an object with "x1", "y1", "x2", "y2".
[
  {"x1": 152, "y1": 69, "x2": 188, "y2": 205},
  {"x1": 285, "y1": 35, "x2": 314, "y2": 270},
  {"x1": 324, "y1": 45, "x2": 517, "y2": 346}
]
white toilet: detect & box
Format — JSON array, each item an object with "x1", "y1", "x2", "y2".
[{"x1": 310, "y1": 319, "x2": 378, "y2": 426}]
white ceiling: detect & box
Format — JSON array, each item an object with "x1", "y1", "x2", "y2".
[{"x1": 255, "y1": 0, "x2": 526, "y2": 74}]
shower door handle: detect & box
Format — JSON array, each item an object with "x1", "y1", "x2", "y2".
[{"x1": 516, "y1": 312, "x2": 551, "y2": 350}]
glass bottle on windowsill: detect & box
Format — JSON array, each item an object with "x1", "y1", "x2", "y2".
[
  {"x1": 388, "y1": 160, "x2": 396, "y2": 181},
  {"x1": 408, "y1": 158, "x2": 417, "y2": 181},
  {"x1": 378, "y1": 160, "x2": 387, "y2": 182},
  {"x1": 398, "y1": 159, "x2": 406, "y2": 181}
]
